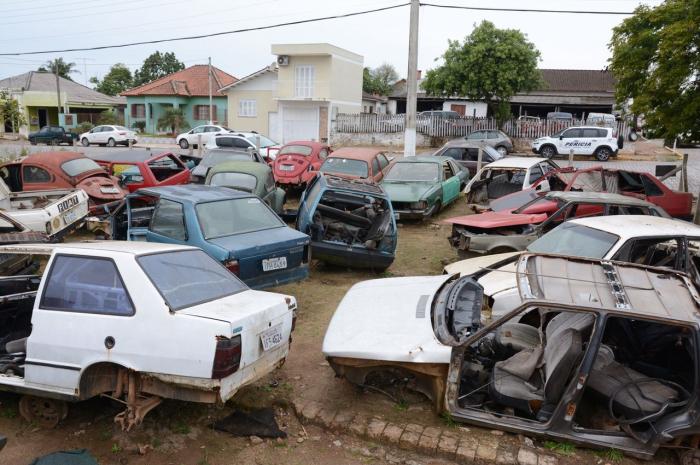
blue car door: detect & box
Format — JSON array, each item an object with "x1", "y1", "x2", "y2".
[{"x1": 143, "y1": 198, "x2": 189, "y2": 245}]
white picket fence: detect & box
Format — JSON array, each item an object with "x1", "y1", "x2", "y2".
[{"x1": 333, "y1": 113, "x2": 632, "y2": 139}]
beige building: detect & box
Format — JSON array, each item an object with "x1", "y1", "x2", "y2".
[{"x1": 221, "y1": 43, "x2": 363, "y2": 144}]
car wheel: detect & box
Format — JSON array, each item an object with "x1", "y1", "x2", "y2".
[
  {"x1": 617, "y1": 134, "x2": 624, "y2": 150},
  {"x1": 30, "y1": 140, "x2": 36, "y2": 145},
  {"x1": 595, "y1": 146, "x2": 612, "y2": 162},
  {"x1": 540, "y1": 145, "x2": 557, "y2": 159},
  {"x1": 628, "y1": 130, "x2": 638, "y2": 142},
  {"x1": 107, "y1": 138, "x2": 116, "y2": 147},
  {"x1": 179, "y1": 138, "x2": 189, "y2": 149},
  {"x1": 495, "y1": 145, "x2": 508, "y2": 156},
  {"x1": 81, "y1": 138, "x2": 90, "y2": 147}
]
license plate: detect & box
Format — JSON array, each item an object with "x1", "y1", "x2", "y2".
[
  {"x1": 62, "y1": 208, "x2": 80, "y2": 225},
  {"x1": 57, "y1": 195, "x2": 80, "y2": 213},
  {"x1": 260, "y1": 323, "x2": 284, "y2": 351},
  {"x1": 100, "y1": 186, "x2": 120, "y2": 194},
  {"x1": 280, "y1": 165, "x2": 294, "y2": 171},
  {"x1": 262, "y1": 256, "x2": 287, "y2": 272}
]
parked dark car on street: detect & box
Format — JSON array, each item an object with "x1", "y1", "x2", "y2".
[{"x1": 27, "y1": 126, "x2": 77, "y2": 146}]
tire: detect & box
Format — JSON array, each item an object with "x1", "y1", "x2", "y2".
[
  {"x1": 495, "y1": 145, "x2": 508, "y2": 156},
  {"x1": 107, "y1": 138, "x2": 116, "y2": 147},
  {"x1": 81, "y1": 138, "x2": 90, "y2": 147},
  {"x1": 179, "y1": 138, "x2": 189, "y2": 149},
  {"x1": 539, "y1": 145, "x2": 557, "y2": 159},
  {"x1": 617, "y1": 135, "x2": 624, "y2": 149},
  {"x1": 594, "y1": 146, "x2": 612, "y2": 162},
  {"x1": 628, "y1": 130, "x2": 638, "y2": 142},
  {"x1": 30, "y1": 140, "x2": 36, "y2": 145}
]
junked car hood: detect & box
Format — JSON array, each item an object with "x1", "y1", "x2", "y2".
[
  {"x1": 382, "y1": 182, "x2": 435, "y2": 202},
  {"x1": 444, "y1": 211, "x2": 548, "y2": 229},
  {"x1": 208, "y1": 226, "x2": 309, "y2": 254},
  {"x1": 322, "y1": 275, "x2": 453, "y2": 364}
]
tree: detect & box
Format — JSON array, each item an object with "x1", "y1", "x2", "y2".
[
  {"x1": 0, "y1": 91, "x2": 27, "y2": 132},
  {"x1": 422, "y1": 21, "x2": 542, "y2": 120},
  {"x1": 97, "y1": 110, "x2": 121, "y2": 125},
  {"x1": 609, "y1": 0, "x2": 700, "y2": 140},
  {"x1": 362, "y1": 63, "x2": 399, "y2": 95},
  {"x1": 133, "y1": 52, "x2": 184, "y2": 86},
  {"x1": 90, "y1": 64, "x2": 133, "y2": 96},
  {"x1": 157, "y1": 107, "x2": 186, "y2": 135},
  {"x1": 38, "y1": 57, "x2": 78, "y2": 80}
]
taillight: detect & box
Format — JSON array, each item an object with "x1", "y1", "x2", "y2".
[
  {"x1": 224, "y1": 259, "x2": 239, "y2": 275},
  {"x1": 212, "y1": 335, "x2": 241, "y2": 379}
]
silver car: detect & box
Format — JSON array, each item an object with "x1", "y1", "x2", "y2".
[{"x1": 465, "y1": 130, "x2": 513, "y2": 156}]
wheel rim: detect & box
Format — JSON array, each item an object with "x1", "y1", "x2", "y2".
[
  {"x1": 19, "y1": 396, "x2": 67, "y2": 428},
  {"x1": 180, "y1": 140, "x2": 188, "y2": 149},
  {"x1": 497, "y1": 146, "x2": 507, "y2": 156},
  {"x1": 597, "y1": 149, "x2": 610, "y2": 161},
  {"x1": 81, "y1": 138, "x2": 88, "y2": 146},
  {"x1": 542, "y1": 147, "x2": 554, "y2": 158},
  {"x1": 108, "y1": 139, "x2": 115, "y2": 147}
]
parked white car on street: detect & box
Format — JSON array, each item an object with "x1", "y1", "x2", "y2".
[
  {"x1": 79, "y1": 125, "x2": 138, "y2": 147},
  {"x1": 209, "y1": 132, "x2": 281, "y2": 161},
  {"x1": 176, "y1": 125, "x2": 233, "y2": 149},
  {"x1": 532, "y1": 126, "x2": 622, "y2": 161},
  {"x1": 0, "y1": 242, "x2": 296, "y2": 430}
]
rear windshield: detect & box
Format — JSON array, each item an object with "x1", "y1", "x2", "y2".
[
  {"x1": 527, "y1": 222, "x2": 619, "y2": 258},
  {"x1": 384, "y1": 162, "x2": 439, "y2": 182},
  {"x1": 209, "y1": 172, "x2": 257, "y2": 192},
  {"x1": 279, "y1": 145, "x2": 313, "y2": 156},
  {"x1": 138, "y1": 249, "x2": 246, "y2": 311},
  {"x1": 196, "y1": 198, "x2": 283, "y2": 238},
  {"x1": 320, "y1": 158, "x2": 369, "y2": 178},
  {"x1": 116, "y1": 126, "x2": 129, "y2": 131},
  {"x1": 61, "y1": 158, "x2": 103, "y2": 176}
]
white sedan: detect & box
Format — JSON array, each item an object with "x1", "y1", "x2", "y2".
[
  {"x1": 209, "y1": 132, "x2": 281, "y2": 161},
  {"x1": 176, "y1": 125, "x2": 233, "y2": 149},
  {"x1": 79, "y1": 125, "x2": 138, "y2": 147}
]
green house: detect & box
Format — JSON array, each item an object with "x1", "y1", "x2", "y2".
[{"x1": 121, "y1": 65, "x2": 237, "y2": 134}]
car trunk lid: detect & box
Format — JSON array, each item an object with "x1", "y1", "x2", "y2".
[
  {"x1": 445, "y1": 211, "x2": 548, "y2": 229},
  {"x1": 275, "y1": 154, "x2": 310, "y2": 176}
]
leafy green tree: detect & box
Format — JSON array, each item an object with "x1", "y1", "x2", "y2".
[
  {"x1": 0, "y1": 91, "x2": 27, "y2": 132},
  {"x1": 609, "y1": 0, "x2": 700, "y2": 140},
  {"x1": 38, "y1": 57, "x2": 78, "y2": 80},
  {"x1": 90, "y1": 64, "x2": 133, "y2": 96},
  {"x1": 157, "y1": 107, "x2": 186, "y2": 135},
  {"x1": 422, "y1": 21, "x2": 542, "y2": 120},
  {"x1": 97, "y1": 110, "x2": 121, "y2": 125},
  {"x1": 363, "y1": 63, "x2": 399, "y2": 95},
  {"x1": 133, "y1": 52, "x2": 184, "y2": 86}
]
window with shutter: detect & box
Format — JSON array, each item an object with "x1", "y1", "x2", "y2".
[
  {"x1": 239, "y1": 100, "x2": 257, "y2": 117},
  {"x1": 295, "y1": 65, "x2": 315, "y2": 98}
]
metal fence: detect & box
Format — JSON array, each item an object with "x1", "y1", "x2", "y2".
[{"x1": 333, "y1": 113, "x2": 632, "y2": 139}]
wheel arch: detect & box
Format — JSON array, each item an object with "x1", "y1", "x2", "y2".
[{"x1": 78, "y1": 361, "x2": 131, "y2": 400}]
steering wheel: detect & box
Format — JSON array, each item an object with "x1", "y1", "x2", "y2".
[{"x1": 608, "y1": 377, "x2": 690, "y2": 425}]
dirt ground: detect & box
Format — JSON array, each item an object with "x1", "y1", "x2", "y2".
[{"x1": 0, "y1": 194, "x2": 678, "y2": 465}]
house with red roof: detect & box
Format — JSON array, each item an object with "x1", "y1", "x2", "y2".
[{"x1": 121, "y1": 64, "x2": 237, "y2": 133}]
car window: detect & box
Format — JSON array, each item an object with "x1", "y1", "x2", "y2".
[
  {"x1": 620, "y1": 237, "x2": 680, "y2": 267},
  {"x1": 138, "y1": 249, "x2": 247, "y2": 311},
  {"x1": 91, "y1": 126, "x2": 102, "y2": 133},
  {"x1": 264, "y1": 173, "x2": 275, "y2": 192},
  {"x1": 196, "y1": 198, "x2": 284, "y2": 239},
  {"x1": 279, "y1": 145, "x2": 313, "y2": 156},
  {"x1": 442, "y1": 147, "x2": 466, "y2": 161},
  {"x1": 192, "y1": 127, "x2": 204, "y2": 134},
  {"x1": 468, "y1": 131, "x2": 483, "y2": 139},
  {"x1": 443, "y1": 161, "x2": 456, "y2": 179},
  {"x1": 378, "y1": 154, "x2": 390, "y2": 169},
  {"x1": 641, "y1": 174, "x2": 663, "y2": 196},
  {"x1": 384, "y1": 162, "x2": 439, "y2": 182},
  {"x1": 371, "y1": 158, "x2": 380, "y2": 175},
  {"x1": 41, "y1": 255, "x2": 134, "y2": 316},
  {"x1": 539, "y1": 162, "x2": 555, "y2": 174},
  {"x1": 487, "y1": 131, "x2": 498, "y2": 139},
  {"x1": 245, "y1": 135, "x2": 277, "y2": 148},
  {"x1": 318, "y1": 149, "x2": 329, "y2": 160},
  {"x1": 205, "y1": 126, "x2": 219, "y2": 133},
  {"x1": 597, "y1": 128, "x2": 609, "y2": 138},
  {"x1": 528, "y1": 165, "x2": 543, "y2": 184},
  {"x1": 22, "y1": 165, "x2": 51, "y2": 183},
  {"x1": 320, "y1": 158, "x2": 369, "y2": 178},
  {"x1": 582, "y1": 128, "x2": 600, "y2": 138},
  {"x1": 527, "y1": 222, "x2": 619, "y2": 258},
  {"x1": 562, "y1": 128, "x2": 582, "y2": 138},
  {"x1": 209, "y1": 172, "x2": 258, "y2": 192},
  {"x1": 61, "y1": 158, "x2": 103, "y2": 177},
  {"x1": 232, "y1": 138, "x2": 252, "y2": 149},
  {"x1": 150, "y1": 199, "x2": 186, "y2": 241},
  {"x1": 215, "y1": 137, "x2": 234, "y2": 148}
]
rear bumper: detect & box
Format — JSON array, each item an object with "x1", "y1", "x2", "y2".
[
  {"x1": 242, "y1": 263, "x2": 309, "y2": 290},
  {"x1": 275, "y1": 175, "x2": 304, "y2": 186},
  {"x1": 394, "y1": 207, "x2": 433, "y2": 221},
  {"x1": 311, "y1": 241, "x2": 395, "y2": 269}
]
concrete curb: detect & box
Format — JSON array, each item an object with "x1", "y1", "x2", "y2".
[{"x1": 291, "y1": 398, "x2": 559, "y2": 465}]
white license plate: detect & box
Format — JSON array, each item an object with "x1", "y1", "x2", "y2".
[
  {"x1": 100, "y1": 186, "x2": 120, "y2": 194},
  {"x1": 260, "y1": 323, "x2": 284, "y2": 351},
  {"x1": 280, "y1": 165, "x2": 294, "y2": 171},
  {"x1": 262, "y1": 256, "x2": 287, "y2": 272},
  {"x1": 62, "y1": 208, "x2": 80, "y2": 225}
]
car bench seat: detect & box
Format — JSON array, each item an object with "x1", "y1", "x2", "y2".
[{"x1": 495, "y1": 312, "x2": 594, "y2": 353}]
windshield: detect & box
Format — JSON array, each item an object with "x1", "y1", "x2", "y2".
[
  {"x1": 384, "y1": 162, "x2": 439, "y2": 182},
  {"x1": 490, "y1": 190, "x2": 540, "y2": 211},
  {"x1": 138, "y1": 249, "x2": 246, "y2": 311},
  {"x1": 61, "y1": 158, "x2": 103, "y2": 177},
  {"x1": 209, "y1": 172, "x2": 258, "y2": 192},
  {"x1": 203, "y1": 151, "x2": 250, "y2": 166},
  {"x1": 527, "y1": 222, "x2": 619, "y2": 258},
  {"x1": 116, "y1": 126, "x2": 129, "y2": 131},
  {"x1": 245, "y1": 135, "x2": 277, "y2": 148},
  {"x1": 514, "y1": 195, "x2": 556, "y2": 214},
  {"x1": 279, "y1": 145, "x2": 313, "y2": 156},
  {"x1": 320, "y1": 158, "x2": 369, "y2": 178},
  {"x1": 196, "y1": 198, "x2": 283, "y2": 238}
]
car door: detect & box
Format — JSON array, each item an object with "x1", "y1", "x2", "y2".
[
  {"x1": 557, "y1": 128, "x2": 583, "y2": 154},
  {"x1": 91, "y1": 126, "x2": 104, "y2": 144},
  {"x1": 525, "y1": 164, "x2": 548, "y2": 191},
  {"x1": 377, "y1": 153, "x2": 391, "y2": 177},
  {"x1": 371, "y1": 157, "x2": 383, "y2": 182},
  {"x1": 580, "y1": 128, "x2": 600, "y2": 155},
  {"x1": 145, "y1": 198, "x2": 188, "y2": 246},
  {"x1": 441, "y1": 160, "x2": 461, "y2": 204},
  {"x1": 203, "y1": 126, "x2": 220, "y2": 145},
  {"x1": 188, "y1": 126, "x2": 204, "y2": 145}
]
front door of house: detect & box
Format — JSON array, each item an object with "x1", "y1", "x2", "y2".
[{"x1": 38, "y1": 109, "x2": 48, "y2": 128}]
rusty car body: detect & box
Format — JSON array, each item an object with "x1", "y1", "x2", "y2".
[
  {"x1": 272, "y1": 141, "x2": 332, "y2": 189},
  {"x1": 89, "y1": 150, "x2": 191, "y2": 193},
  {"x1": 318, "y1": 148, "x2": 392, "y2": 183}
]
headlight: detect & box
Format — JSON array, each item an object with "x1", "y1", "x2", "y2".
[{"x1": 410, "y1": 201, "x2": 428, "y2": 210}]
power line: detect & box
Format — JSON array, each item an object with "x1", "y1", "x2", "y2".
[
  {"x1": 1, "y1": 0, "x2": 191, "y2": 22},
  {"x1": 421, "y1": 2, "x2": 634, "y2": 15}
]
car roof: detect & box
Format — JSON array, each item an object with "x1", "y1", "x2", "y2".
[
  {"x1": 519, "y1": 254, "x2": 700, "y2": 324},
  {"x1": 544, "y1": 191, "x2": 656, "y2": 206},
  {"x1": 0, "y1": 240, "x2": 193, "y2": 256},
  {"x1": 136, "y1": 184, "x2": 252, "y2": 203},
  {"x1": 563, "y1": 126, "x2": 613, "y2": 131},
  {"x1": 208, "y1": 161, "x2": 270, "y2": 177},
  {"x1": 483, "y1": 157, "x2": 548, "y2": 168},
  {"x1": 21, "y1": 151, "x2": 88, "y2": 164},
  {"x1": 328, "y1": 147, "x2": 385, "y2": 161},
  {"x1": 282, "y1": 140, "x2": 327, "y2": 149},
  {"x1": 88, "y1": 150, "x2": 175, "y2": 164},
  {"x1": 569, "y1": 215, "x2": 700, "y2": 238},
  {"x1": 394, "y1": 156, "x2": 445, "y2": 164}
]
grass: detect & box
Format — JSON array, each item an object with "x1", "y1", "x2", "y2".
[
  {"x1": 393, "y1": 400, "x2": 409, "y2": 412},
  {"x1": 595, "y1": 448, "x2": 624, "y2": 462},
  {"x1": 440, "y1": 411, "x2": 457, "y2": 428},
  {"x1": 173, "y1": 421, "x2": 191, "y2": 434},
  {"x1": 0, "y1": 406, "x2": 17, "y2": 419},
  {"x1": 110, "y1": 443, "x2": 122, "y2": 454},
  {"x1": 544, "y1": 440, "x2": 576, "y2": 456}
]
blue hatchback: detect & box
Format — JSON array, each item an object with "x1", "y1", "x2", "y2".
[{"x1": 118, "y1": 185, "x2": 310, "y2": 289}]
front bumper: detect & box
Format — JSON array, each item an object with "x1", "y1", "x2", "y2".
[
  {"x1": 312, "y1": 241, "x2": 395, "y2": 269},
  {"x1": 392, "y1": 202, "x2": 438, "y2": 221}
]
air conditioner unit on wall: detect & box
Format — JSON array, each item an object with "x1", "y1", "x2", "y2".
[{"x1": 277, "y1": 55, "x2": 289, "y2": 66}]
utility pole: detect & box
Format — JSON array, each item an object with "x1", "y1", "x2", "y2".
[
  {"x1": 55, "y1": 71, "x2": 62, "y2": 126},
  {"x1": 403, "y1": 0, "x2": 420, "y2": 157},
  {"x1": 208, "y1": 57, "x2": 213, "y2": 125}
]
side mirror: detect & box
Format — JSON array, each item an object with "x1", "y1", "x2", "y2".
[{"x1": 559, "y1": 135, "x2": 563, "y2": 140}]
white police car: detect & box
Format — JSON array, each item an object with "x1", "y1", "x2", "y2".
[{"x1": 532, "y1": 126, "x2": 622, "y2": 161}]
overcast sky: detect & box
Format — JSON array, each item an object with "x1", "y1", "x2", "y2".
[{"x1": 0, "y1": 0, "x2": 662, "y2": 87}]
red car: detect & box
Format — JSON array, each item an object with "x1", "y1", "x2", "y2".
[
  {"x1": 89, "y1": 150, "x2": 191, "y2": 193},
  {"x1": 318, "y1": 148, "x2": 393, "y2": 183},
  {"x1": 490, "y1": 165, "x2": 693, "y2": 219},
  {"x1": 0, "y1": 152, "x2": 126, "y2": 215},
  {"x1": 272, "y1": 141, "x2": 331, "y2": 188}
]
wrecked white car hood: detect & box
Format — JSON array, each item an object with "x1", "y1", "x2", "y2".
[{"x1": 322, "y1": 275, "x2": 453, "y2": 364}]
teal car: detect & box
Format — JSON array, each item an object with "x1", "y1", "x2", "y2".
[
  {"x1": 381, "y1": 156, "x2": 469, "y2": 220},
  {"x1": 205, "y1": 161, "x2": 286, "y2": 215}
]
